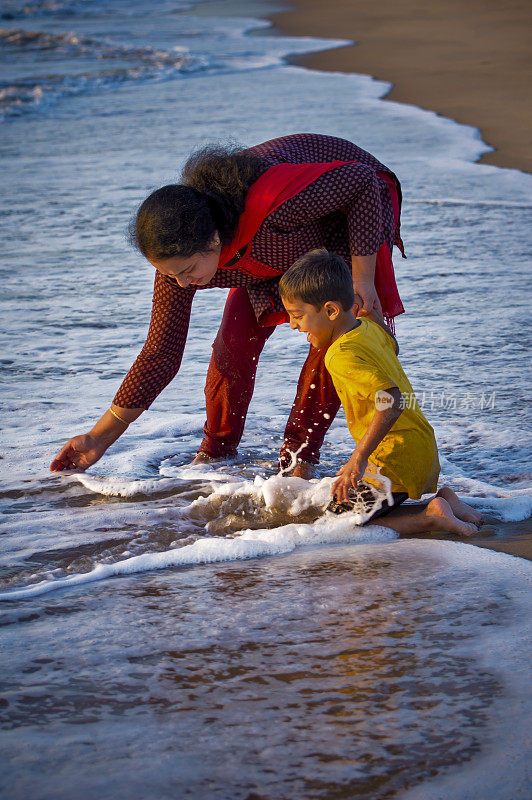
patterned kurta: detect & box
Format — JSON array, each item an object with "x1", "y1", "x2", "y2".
[{"x1": 114, "y1": 133, "x2": 402, "y2": 409}]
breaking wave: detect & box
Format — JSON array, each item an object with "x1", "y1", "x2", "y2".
[{"x1": 0, "y1": 25, "x2": 207, "y2": 118}]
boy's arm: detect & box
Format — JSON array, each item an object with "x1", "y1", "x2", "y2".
[
  {"x1": 353, "y1": 293, "x2": 399, "y2": 354},
  {"x1": 332, "y1": 386, "x2": 404, "y2": 502}
]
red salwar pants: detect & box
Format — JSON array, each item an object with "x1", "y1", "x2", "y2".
[{"x1": 199, "y1": 286, "x2": 340, "y2": 467}]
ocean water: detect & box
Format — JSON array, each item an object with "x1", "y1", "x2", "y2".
[{"x1": 1, "y1": 0, "x2": 531, "y2": 797}]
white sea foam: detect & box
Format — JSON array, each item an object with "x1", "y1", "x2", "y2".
[
  {"x1": 80, "y1": 457, "x2": 532, "y2": 524},
  {"x1": 76, "y1": 473, "x2": 193, "y2": 498},
  {"x1": 4, "y1": 461, "x2": 529, "y2": 602},
  {"x1": 76, "y1": 463, "x2": 392, "y2": 515},
  {"x1": 0, "y1": 514, "x2": 397, "y2": 601},
  {"x1": 0, "y1": 468, "x2": 397, "y2": 598}
]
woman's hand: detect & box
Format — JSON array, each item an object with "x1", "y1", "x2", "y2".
[
  {"x1": 50, "y1": 406, "x2": 141, "y2": 472},
  {"x1": 354, "y1": 280, "x2": 383, "y2": 317},
  {"x1": 350, "y1": 253, "x2": 381, "y2": 317},
  {"x1": 332, "y1": 452, "x2": 369, "y2": 503},
  {"x1": 50, "y1": 433, "x2": 110, "y2": 472}
]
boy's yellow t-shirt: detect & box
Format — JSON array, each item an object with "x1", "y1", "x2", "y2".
[{"x1": 324, "y1": 318, "x2": 440, "y2": 499}]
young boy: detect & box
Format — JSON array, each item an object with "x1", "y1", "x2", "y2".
[{"x1": 279, "y1": 249, "x2": 481, "y2": 537}]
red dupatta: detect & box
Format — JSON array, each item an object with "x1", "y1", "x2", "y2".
[{"x1": 218, "y1": 160, "x2": 405, "y2": 326}]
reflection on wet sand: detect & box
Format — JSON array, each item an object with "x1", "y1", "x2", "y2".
[{"x1": 1, "y1": 543, "x2": 520, "y2": 798}]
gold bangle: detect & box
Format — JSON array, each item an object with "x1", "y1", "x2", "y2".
[{"x1": 109, "y1": 407, "x2": 130, "y2": 426}]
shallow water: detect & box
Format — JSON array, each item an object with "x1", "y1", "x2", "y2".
[
  {"x1": 1, "y1": 541, "x2": 530, "y2": 800},
  {"x1": 1, "y1": 0, "x2": 532, "y2": 796}
]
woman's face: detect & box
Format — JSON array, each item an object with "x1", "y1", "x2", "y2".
[{"x1": 149, "y1": 239, "x2": 222, "y2": 288}]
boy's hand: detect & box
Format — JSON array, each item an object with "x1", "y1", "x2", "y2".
[{"x1": 332, "y1": 453, "x2": 369, "y2": 503}]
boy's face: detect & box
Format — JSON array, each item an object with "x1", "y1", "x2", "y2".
[{"x1": 282, "y1": 296, "x2": 337, "y2": 349}]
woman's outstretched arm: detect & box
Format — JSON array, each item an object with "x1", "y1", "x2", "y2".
[
  {"x1": 50, "y1": 272, "x2": 195, "y2": 471},
  {"x1": 113, "y1": 271, "x2": 196, "y2": 408}
]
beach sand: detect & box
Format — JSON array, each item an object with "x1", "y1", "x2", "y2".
[{"x1": 268, "y1": 0, "x2": 532, "y2": 173}]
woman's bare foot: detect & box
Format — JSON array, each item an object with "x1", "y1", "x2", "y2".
[
  {"x1": 188, "y1": 451, "x2": 237, "y2": 467},
  {"x1": 290, "y1": 461, "x2": 316, "y2": 480},
  {"x1": 436, "y1": 486, "x2": 482, "y2": 526},
  {"x1": 190, "y1": 452, "x2": 216, "y2": 465},
  {"x1": 426, "y1": 497, "x2": 478, "y2": 537}
]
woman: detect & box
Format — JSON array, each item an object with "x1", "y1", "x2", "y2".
[{"x1": 50, "y1": 133, "x2": 405, "y2": 477}]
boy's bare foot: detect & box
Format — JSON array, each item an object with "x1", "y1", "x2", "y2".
[
  {"x1": 436, "y1": 486, "x2": 482, "y2": 526},
  {"x1": 425, "y1": 497, "x2": 478, "y2": 537}
]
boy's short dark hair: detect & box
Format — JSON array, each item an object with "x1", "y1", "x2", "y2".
[{"x1": 279, "y1": 249, "x2": 355, "y2": 311}]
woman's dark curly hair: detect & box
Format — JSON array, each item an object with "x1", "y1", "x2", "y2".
[{"x1": 129, "y1": 143, "x2": 267, "y2": 260}]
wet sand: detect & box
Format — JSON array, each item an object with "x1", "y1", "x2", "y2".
[
  {"x1": 268, "y1": 0, "x2": 532, "y2": 173},
  {"x1": 416, "y1": 517, "x2": 532, "y2": 562}
]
